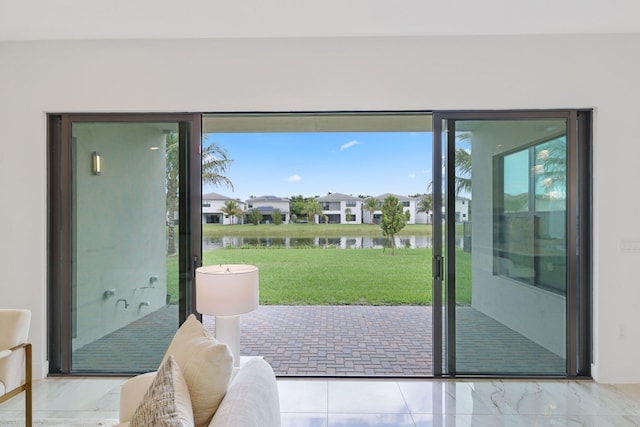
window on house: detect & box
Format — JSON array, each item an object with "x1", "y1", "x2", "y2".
[{"x1": 494, "y1": 135, "x2": 567, "y2": 295}]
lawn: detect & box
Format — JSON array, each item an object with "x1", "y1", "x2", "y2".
[{"x1": 166, "y1": 247, "x2": 472, "y2": 306}]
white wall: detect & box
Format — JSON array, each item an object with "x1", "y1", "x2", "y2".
[
  {"x1": 468, "y1": 122, "x2": 568, "y2": 357},
  {"x1": 343, "y1": 201, "x2": 363, "y2": 224},
  {"x1": 404, "y1": 200, "x2": 416, "y2": 225},
  {"x1": 72, "y1": 124, "x2": 168, "y2": 350},
  {"x1": 455, "y1": 199, "x2": 469, "y2": 223},
  {"x1": 2, "y1": 1, "x2": 639, "y2": 40},
  {"x1": 0, "y1": 34, "x2": 639, "y2": 382},
  {"x1": 320, "y1": 199, "x2": 363, "y2": 224}
]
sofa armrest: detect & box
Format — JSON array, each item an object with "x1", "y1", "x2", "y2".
[
  {"x1": 208, "y1": 358, "x2": 281, "y2": 427},
  {"x1": 119, "y1": 371, "x2": 156, "y2": 423}
]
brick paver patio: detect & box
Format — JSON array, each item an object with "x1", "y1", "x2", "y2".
[
  {"x1": 218, "y1": 305, "x2": 433, "y2": 376},
  {"x1": 72, "y1": 305, "x2": 564, "y2": 376}
]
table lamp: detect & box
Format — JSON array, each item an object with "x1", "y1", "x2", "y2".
[{"x1": 196, "y1": 264, "x2": 259, "y2": 367}]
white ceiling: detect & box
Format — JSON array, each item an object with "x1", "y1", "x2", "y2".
[{"x1": 2, "y1": 0, "x2": 640, "y2": 41}]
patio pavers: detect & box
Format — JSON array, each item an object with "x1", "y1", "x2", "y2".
[
  {"x1": 215, "y1": 305, "x2": 433, "y2": 376},
  {"x1": 72, "y1": 304, "x2": 564, "y2": 376}
]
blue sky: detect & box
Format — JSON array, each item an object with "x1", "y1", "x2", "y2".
[{"x1": 203, "y1": 132, "x2": 433, "y2": 201}]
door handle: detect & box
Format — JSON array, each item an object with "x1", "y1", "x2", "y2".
[
  {"x1": 432, "y1": 255, "x2": 444, "y2": 281},
  {"x1": 193, "y1": 256, "x2": 200, "y2": 276}
]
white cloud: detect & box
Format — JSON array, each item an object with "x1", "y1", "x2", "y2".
[
  {"x1": 340, "y1": 140, "x2": 361, "y2": 151},
  {"x1": 286, "y1": 174, "x2": 302, "y2": 183},
  {"x1": 408, "y1": 173, "x2": 417, "y2": 179}
]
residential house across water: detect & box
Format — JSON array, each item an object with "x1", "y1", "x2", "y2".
[
  {"x1": 246, "y1": 195, "x2": 291, "y2": 224},
  {"x1": 317, "y1": 193, "x2": 363, "y2": 224},
  {"x1": 202, "y1": 192, "x2": 247, "y2": 225}
]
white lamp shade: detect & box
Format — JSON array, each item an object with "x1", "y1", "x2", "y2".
[{"x1": 196, "y1": 264, "x2": 259, "y2": 316}]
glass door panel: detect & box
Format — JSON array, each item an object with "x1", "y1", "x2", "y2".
[
  {"x1": 439, "y1": 115, "x2": 571, "y2": 375},
  {"x1": 203, "y1": 112, "x2": 435, "y2": 377},
  {"x1": 70, "y1": 122, "x2": 181, "y2": 373}
]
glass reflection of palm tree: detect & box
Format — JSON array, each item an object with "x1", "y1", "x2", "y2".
[
  {"x1": 534, "y1": 137, "x2": 567, "y2": 201},
  {"x1": 166, "y1": 133, "x2": 233, "y2": 255}
]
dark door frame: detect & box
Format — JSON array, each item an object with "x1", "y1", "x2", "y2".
[
  {"x1": 47, "y1": 109, "x2": 591, "y2": 378},
  {"x1": 47, "y1": 113, "x2": 202, "y2": 374},
  {"x1": 432, "y1": 110, "x2": 591, "y2": 378}
]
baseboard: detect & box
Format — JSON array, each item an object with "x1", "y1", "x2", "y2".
[{"x1": 34, "y1": 359, "x2": 49, "y2": 380}]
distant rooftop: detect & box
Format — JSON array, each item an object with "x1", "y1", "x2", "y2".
[
  {"x1": 202, "y1": 192, "x2": 236, "y2": 201},
  {"x1": 374, "y1": 193, "x2": 414, "y2": 201},
  {"x1": 249, "y1": 195, "x2": 290, "y2": 202},
  {"x1": 317, "y1": 193, "x2": 363, "y2": 202}
]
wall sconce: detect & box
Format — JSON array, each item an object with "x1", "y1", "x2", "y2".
[{"x1": 92, "y1": 152, "x2": 101, "y2": 175}]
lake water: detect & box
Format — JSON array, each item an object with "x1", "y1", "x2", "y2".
[{"x1": 203, "y1": 235, "x2": 464, "y2": 250}]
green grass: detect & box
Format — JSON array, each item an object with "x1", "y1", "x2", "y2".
[
  {"x1": 166, "y1": 247, "x2": 472, "y2": 306},
  {"x1": 167, "y1": 256, "x2": 179, "y2": 303},
  {"x1": 205, "y1": 247, "x2": 431, "y2": 305},
  {"x1": 454, "y1": 249, "x2": 472, "y2": 304}
]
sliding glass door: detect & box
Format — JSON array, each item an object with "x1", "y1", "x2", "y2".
[
  {"x1": 48, "y1": 110, "x2": 590, "y2": 377},
  {"x1": 49, "y1": 114, "x2": 202, "y2": 374},
  {"x1": 433, "y1": 111, "x2": 591, "y2": 376}
]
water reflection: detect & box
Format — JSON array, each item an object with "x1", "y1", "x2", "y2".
[{"x1": 203, "y1": 236, "x2": 464, "y2": 250}]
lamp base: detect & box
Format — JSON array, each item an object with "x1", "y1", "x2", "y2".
[{"x1": 215, "y1": 315, "x2": 240, "y2": 367}]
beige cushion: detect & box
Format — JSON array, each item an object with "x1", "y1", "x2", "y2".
[
  {"x1": 130, "y1": 355, "x2": 194, "y2": 427},
  {"x1": 162, "y1": 314, "x2": 233, "y2": 427},
  {"x1": 0, "y1": 309, "x2": 31, "y2": 393},
  {"x1": 0, "y1": 348, "x2": 10, "y2": 395},
  {"x1": 119, "y1": 371, "x2": 157, "y2": 423}
]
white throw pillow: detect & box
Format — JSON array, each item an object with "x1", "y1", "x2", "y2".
[
  {"x1": 130, "y1": 355, "x2": 194, "y2": 427},
  {"x1": 162, "y1": 314, "x2": 233, "y2": 427}
]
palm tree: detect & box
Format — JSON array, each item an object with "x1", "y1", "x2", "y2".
[
  {"x1": 417, "y1": 194, "x2": 432, "y2": 216},
  {"x1": 363, "y1": 197, "x2": 379, "y2": 225},
  {"x1": 220, "y1": 200, "x2": 244, "y2": 225},
  {"x1": 302, "y1": 199, "x2": 323, "y2": 224},
  {"x1": 166, "y1": 133, "x2": 233, "y2": 254},
  {"x1": 202, "y1": 141, "x2": 234, "y2": 190},
  {"x1": 535, "y1": 138, "x2": 567, "y2": 198},
  {"x1": 455, "y1": 147, "x2": 472, "y2": 195},
  {"x1": 165, "y1": 136, "x2": 180, "y2": 255}
]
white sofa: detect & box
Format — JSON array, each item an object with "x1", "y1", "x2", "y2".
[
  {"x1": 116, "y1": 357, "x2": 280, "y2": 427},
  {"x1": 115, "y1": 314, "x2": 280, "y2": 427}
]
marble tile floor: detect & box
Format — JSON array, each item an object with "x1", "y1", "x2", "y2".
[{"x1": 2, "y1": 377, "x2": 640, "y2": 426}]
